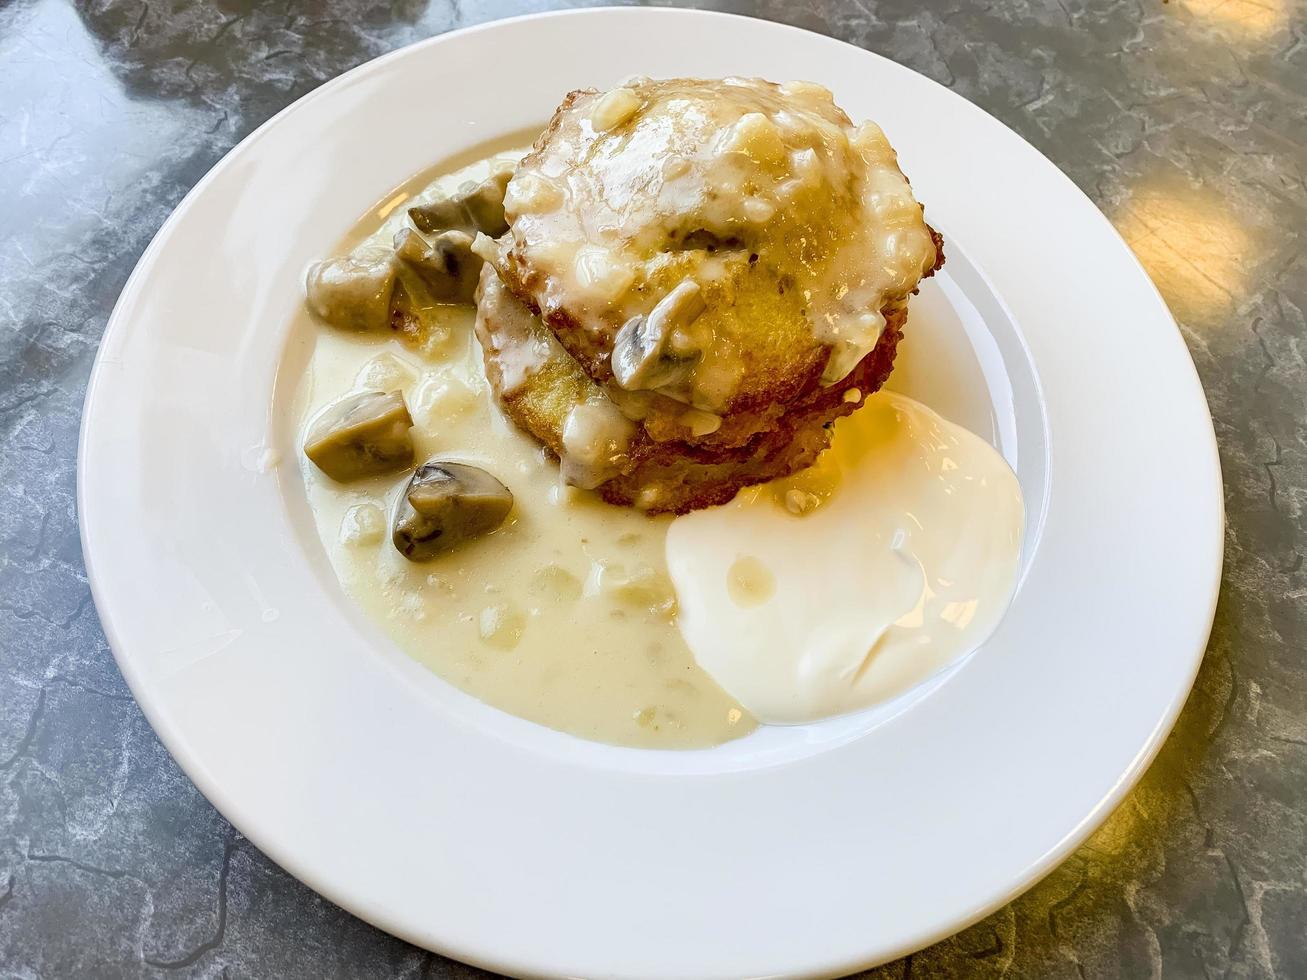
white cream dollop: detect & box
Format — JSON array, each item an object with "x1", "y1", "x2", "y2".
[{"x1": 666, "y1": 391, "x2": 1024, "y2": 725}]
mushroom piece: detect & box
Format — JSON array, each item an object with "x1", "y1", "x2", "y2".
[
  {"x1": 392, "y1": 461, "x2": 514, "y2": 561},
  {"x1": 611, "y1": 279, "x2": 707, "y2": 391},
  {"x1": 559, "y1": 399, "x2": 635, "y2": 490},
  {"x1": 304, "y1": 390, "x2": 414, "y2": 482},
  {"x1": 392, "y1": 227, "x2": 480, "y2": 304},
  {"x1": 407, "y1": 164, "x2": 514, "y2": 237},
  {"x1": 305, "y1": 248, "x2": 397, "y2": 332}
]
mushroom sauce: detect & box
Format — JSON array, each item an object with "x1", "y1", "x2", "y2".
[
  {"x1": 294, "y1": 147, "x2": 754, "y2": 749},
  {"x1": 498, "y1": 77, "x2": 939, "y2": 408}
]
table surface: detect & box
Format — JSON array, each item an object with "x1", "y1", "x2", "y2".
[{"x1": 2, "y1": 0, "x2": 1304, "y2": 976}]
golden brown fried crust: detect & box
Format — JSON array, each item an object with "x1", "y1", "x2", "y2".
[
  {"x1": 473, "y1": 267, "x2": 591, "y2": 464},
  {"x1": 488, "y1": 87, "x2": 945, "y2": 514},
  {"x1": 496, "y1": 226, "x2": 944, "y2": 450},
  {"x1": 597, "y1": 316, "x2": 905, "y2": 513},
  {"x1": 495, "y1": 240, "x2": 820, "y2": 418},
  {"x1": 476, "y1": 264, "x2": 908, "y2": 514},
  {"x1": 499, "y1": 86, "x2": 945, "y2": 430}
]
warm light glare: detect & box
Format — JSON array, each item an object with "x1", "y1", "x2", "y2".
[
  {"x1": 1182, "y1": 0, "x2": 1287, "y2": 38},
  {"x1": 1113, "y1": 184, "x2": 1251, "y2": 322},
  {"x1": 376, "y1": 191, "x2": 409, "y2": 219},
  {"x1": 939, "y1": 599, "x2": 979, "y2": 630}
]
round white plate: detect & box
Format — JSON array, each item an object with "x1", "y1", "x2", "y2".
[{"x1": 78, "y1": 8, "x2": 1222, "y2": 978}]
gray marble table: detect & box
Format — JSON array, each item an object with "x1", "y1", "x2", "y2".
[{"x1": 2, "y1": 0, "x2": 1304, "y2": 976}]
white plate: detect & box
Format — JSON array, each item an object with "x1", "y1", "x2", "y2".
[{"x1": 78, "y1": 8, "x2": 1222, "y2": 978}]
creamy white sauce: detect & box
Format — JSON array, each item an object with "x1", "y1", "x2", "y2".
[
  {"x1": 473, "y1": 266, "x2": 554, "y2": 395},
  {"x1": 297, "y1": 325, "x2": 754, "y2": 748},
  {"x1": 295, "y1": 146, "x2": 753, "y2": 750},
  {"x1": 666, "y1": 391, "x2": 1024, "y2": 725},
  {"x1": 294, "y1": 128, "x2": 1019, "y2": 749}
]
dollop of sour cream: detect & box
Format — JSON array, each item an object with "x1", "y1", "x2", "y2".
[{"x1": 666, "y1": 391, "x2": 1024, "y2": 725}]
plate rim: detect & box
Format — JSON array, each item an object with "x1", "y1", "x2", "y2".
[{"x1": 77, "y1": 7, "x2": 1224, "y2": 977}]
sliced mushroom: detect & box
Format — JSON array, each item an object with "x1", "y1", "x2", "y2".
[
  {"x1": 392, "y1": 461, "x2": 514, "y2": 561},
  {"x1": 407, "y1": 163, "x2": 514, "y2": 237},
  {"x1": 304, "y1": 390, "x2": 414, "y2": 482},
  {"x1": 559, "y1": 400, "x2": 635, "y2": 490},
  {"x1": 305, "y1": 248, "x2": 397, "y2": 332},
  {"x1": 392, "y1": 227, "x2": 480, "y2": 303},
  {"x1": 387, "y1": 275, "x2": 444, "y2": 354},
  {"x1": 611, "y1": 279, "x2": 707, "y2": 391},
  {"x1": 612, "y1": 316, "x2": 687, "y2": 392}
]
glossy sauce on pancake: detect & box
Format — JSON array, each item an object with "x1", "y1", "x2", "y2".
[
  {"x1": 475, "y1": 264, "x2": 908, "y2": 513},
  {"x1": 497, "y1": 77, "x2": 940, "y2": 416}
]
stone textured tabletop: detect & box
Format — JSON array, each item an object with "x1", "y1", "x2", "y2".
[{"x1": 1, "y1": 0, "x2": 1304, "y2": 976}]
